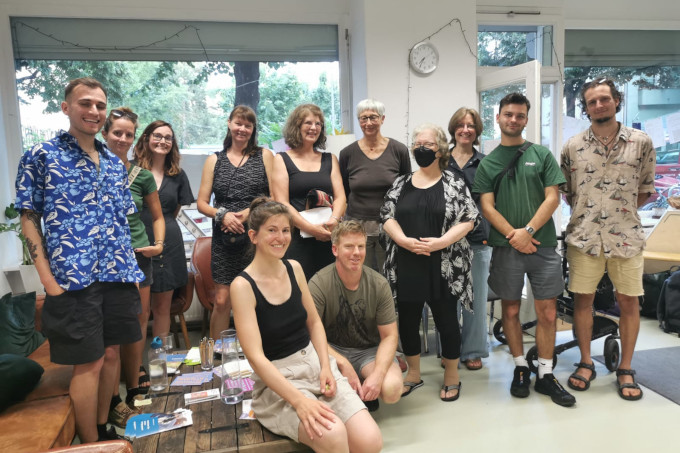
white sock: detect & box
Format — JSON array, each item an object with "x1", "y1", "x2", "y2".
[
  {"x1": 537, "y1": 357, "x2": 553, "y2": 379},
  {"x1": 513, "y1": 355, "x2": 529, "y2": 368}
]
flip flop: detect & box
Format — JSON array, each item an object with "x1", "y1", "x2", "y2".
[
  {"x1": 440, "y1": 382, "x2": 461, "y2": 402},
  {"x1": 401, "y1": 379, "x2": 424, "y2": 397},
  {"x1": 567, "y1": 362, "x2": 596, "y2": 391}
]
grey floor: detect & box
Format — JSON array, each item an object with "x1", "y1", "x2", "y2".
[{"x1": 139, "y1": 308, "x2": 680, "y2": 452}]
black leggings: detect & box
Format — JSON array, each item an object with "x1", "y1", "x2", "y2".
[{"x1": 398, "y1": 298, "x2": 461, "y2": 360}]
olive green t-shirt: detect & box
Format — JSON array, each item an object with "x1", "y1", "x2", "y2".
[
  {"x1": 127, "y1": 165, "x2": 157, "y2": 249},
  {"x1": 472, "y1": 143, "x2": 565, "y2": 248},
  {"x1": 309, "y1": 264, "x2": 396, "y2": 350}
]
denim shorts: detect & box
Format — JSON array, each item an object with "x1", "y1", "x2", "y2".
[{"x1": 488, "y1": 247, "x2": 564, "y2": 300}]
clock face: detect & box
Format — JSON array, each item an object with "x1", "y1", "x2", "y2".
[{"x1": 410, "y1": 41, "x2": 439, "y2": 74}]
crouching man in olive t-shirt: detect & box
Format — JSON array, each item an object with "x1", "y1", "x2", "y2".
[{"x1": 309, "y1": 220, "x2": 402, "y2": 412}]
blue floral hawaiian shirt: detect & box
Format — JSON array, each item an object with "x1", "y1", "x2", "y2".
[{"x1": 15, "y1": 130, "x2": 145, "y2": 291}]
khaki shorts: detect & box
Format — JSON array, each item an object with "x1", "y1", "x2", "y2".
[
  {"x1": 251, "y1": 342, "x2": 366, "y2": 442},
  {"x1": 566, "y1": 246, "x2": 644, "y2": 296}
]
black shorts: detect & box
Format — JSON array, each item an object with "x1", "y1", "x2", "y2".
[
  {"x1": 41, "y1": 282, "x2": 142, "y2": 365},
  {"x1": 135, "y1": 252, "x2": 154, "y2": 289}
]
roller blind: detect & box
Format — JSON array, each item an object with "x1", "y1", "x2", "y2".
[
  {"x1": 565, "y1": 30, "x2": 680, "y2": 67},
  {"x1": 11, "y1": 17, "x2": 339, "y2": 62}
]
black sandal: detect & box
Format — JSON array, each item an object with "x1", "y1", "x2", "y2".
[
  {"x1": 440, "y1": 382, "x2": 461, "y2": 402},
  {"x1": 138, "y1": 366, "x2": 150, "y2": 394},
  {"x1": 616, "y1": 368, "x2": 643, "y2": 401},
  {"x1": 567, "y1": 362, "x2": 597, "y2": 391}
]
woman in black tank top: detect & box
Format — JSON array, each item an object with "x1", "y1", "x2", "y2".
[
  {"x1": 271, "y1": 104, "x2": 347, "y2": 280},
  {"x1": 230, "y1": 198, "x2": 381, "y2": 452}
]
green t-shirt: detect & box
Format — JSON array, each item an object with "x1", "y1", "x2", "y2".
[
  {"x1": 309, "y1": 264, "x2": 396, "y2": 350},
  {"x1": 472, "y1": 143, "x2": 565, "y2": 247},
  {"x1": 127, "y1": 165, "x2": 157, "y2": 249}
]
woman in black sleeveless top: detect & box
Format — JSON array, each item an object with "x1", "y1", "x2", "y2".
[
  {"x1": 230, "y1": 198, "x2": 380, "y2": 452},
  {"x1": 271, "y1": 104, "x2": 347, "y2": 280}
]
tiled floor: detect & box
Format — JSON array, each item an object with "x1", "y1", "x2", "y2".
[{"x1": 373, "y1": 313, "x2": 680, "y2": 453}]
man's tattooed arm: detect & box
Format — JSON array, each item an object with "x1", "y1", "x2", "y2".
[{"x1": 24, "y1": 210, "x2": 47, "y2": 262}]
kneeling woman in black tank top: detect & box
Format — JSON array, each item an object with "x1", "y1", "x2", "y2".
[{"x1": 231, "y1": 198, "x2": 382, "y2": 453}]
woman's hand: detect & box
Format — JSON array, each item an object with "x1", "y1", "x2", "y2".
[
  {"x1": 322, "y1": 215, "x2": 339, "y2": 233},
  {"x1": 399, "y1": 237, "x2": 431, "y2": 256},
  {"x1": 310, "y1": 224, "x2": 332, "y2": 242},
  {"x1": 418, "y1": 236, "x2": 447, "y2": 253},
  {"x1": 295, "y1": 397, "x2": 337, "y2": 441},
  {"x1": 135, "y1": 243, "x2": 163, "y2": 258},
  {"x1": 221, "y1": 212, "x2": 245, "y2": 234},
  {"x1": 319, "y1": 365, "x2": 337, "y2": 398}
]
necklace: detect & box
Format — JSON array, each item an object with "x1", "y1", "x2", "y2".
[
  {"x1": 363, "y1": 137, "x2": 385, "y2": 153},
  {"x1": 592, "y1": 125, "x2": 620, "y2": 151}
]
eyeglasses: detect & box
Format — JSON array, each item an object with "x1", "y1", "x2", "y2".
[
  {"x1": 110, "y1": 109, "x2": 138, "y2": 121},
  {"x1": 413, "y1": 142, "x2": 437, "y2": 149},
  {"x1": 359, "y1": 114, "x2": 381, "y2": 123},
  {"x1": 151, "y1": 132, "x2": 174, "y2": 143}
]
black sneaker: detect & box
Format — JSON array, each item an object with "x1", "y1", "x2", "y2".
[
  {"x1": 364, "y1": 399, "x2": 379, "y2": 412},
  {"x1": 535, "y1": 373, "x2": 576, "y2": 407},
  {"x1": 510, "y1": 365, "x2": 531, "y2": 398}
]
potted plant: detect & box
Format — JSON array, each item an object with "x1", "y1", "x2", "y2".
[{"x1": 1, "y1": 203, "x2": 43, "y2": 294}]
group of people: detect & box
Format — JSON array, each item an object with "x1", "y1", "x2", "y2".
[{"x1": 14, "y1": 75, "x2": 654, "y2": 451}]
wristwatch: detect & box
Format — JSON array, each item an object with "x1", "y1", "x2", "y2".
[{"x1": 525, "y1": 225, "x2": 535, "y2": 236}]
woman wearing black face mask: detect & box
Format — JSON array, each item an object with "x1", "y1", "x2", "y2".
[{"x1": 380, "y1": 123, "x2": 479, "y2": 402}]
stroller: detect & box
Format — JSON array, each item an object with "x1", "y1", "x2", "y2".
[{"x1": 492, "y1": 238, "x2": 622, "y2": 374}]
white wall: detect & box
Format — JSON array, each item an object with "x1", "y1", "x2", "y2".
[{"x1": 359, "y1": 0, "x2": 477, "y2": 144}]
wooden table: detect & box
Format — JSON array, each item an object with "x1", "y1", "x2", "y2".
[{"x1": 132, "y1": 362, "x2": 310, "y2": 453}]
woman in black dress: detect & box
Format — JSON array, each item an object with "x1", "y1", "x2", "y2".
[
  {"x1": 271, "y1": 104, "x2": 346, "y2": 280},
  {"x1": 135, "y1": 120, "x2": 194, "y2": 337},
  {"x1": 196, "y1": 105, "x2": 273, "y2": 339},
  {"x1": 381, "y1": 124, "x2": 478, "y2": 402}
]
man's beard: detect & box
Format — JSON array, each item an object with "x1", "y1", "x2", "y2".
[{"x1": 594, "y1": 115, "x2": 613, "y2": 124}]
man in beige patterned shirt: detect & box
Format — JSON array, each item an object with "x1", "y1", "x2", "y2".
[{"x1": 560, "y1": 78, "x2": 656, "y2": 401}]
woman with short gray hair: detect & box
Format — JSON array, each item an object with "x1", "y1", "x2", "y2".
[{"x1": 339, "y1": 99, "x2": 411, "y2": 272}]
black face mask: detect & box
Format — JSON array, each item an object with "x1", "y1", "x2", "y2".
[{"x1": 413, "y1": 146, "x2": 437, "y2": 168}]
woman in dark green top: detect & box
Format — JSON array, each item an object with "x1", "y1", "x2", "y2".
[{"x1": 102, "y1": 107, "x2": 165, "y2": 423}]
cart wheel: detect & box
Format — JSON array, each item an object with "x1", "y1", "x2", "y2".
[
  {"x1": 604, "y1": 336, "x2": 620, "y2": 372},
  {"x1": 526, "y1": 346, "x2": 558, "y2": 375},
  {"x1": 493, "y1": 320, "x2": 507, "y2": 344}
]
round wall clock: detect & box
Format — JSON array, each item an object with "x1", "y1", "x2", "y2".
[{"x1": 409, "y1": 41, "x2": 439, "y2": 74}]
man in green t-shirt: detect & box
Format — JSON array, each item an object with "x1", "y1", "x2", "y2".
[
  {"x1": 473, "y1": 92, "x2": 574, "y2": 407},
  {"x1": 309, "y1": 220, "x2": 402, "y2": 412}
]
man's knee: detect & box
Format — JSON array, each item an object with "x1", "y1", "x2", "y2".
[
  {"x1": 502, "y1": 300, "x2": 521, "y2": 319},
  {"x1": 380, "y1": 371, "x2": 403, "y2": 404},
  {"x1": 535, "y1": 299, "x2": 557, "y2": 325}
]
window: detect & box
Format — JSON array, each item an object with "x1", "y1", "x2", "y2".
[
  {"x1": 563, "y1": 29, "x2": 680, "y2": 212},
  {"x1": 478, "y1": 25, "x2": 553, "y2": 67}
]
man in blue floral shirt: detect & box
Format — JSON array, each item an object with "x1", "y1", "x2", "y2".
[{"x1": 15, "y1": 77, "x2": 145, "y2": 443}]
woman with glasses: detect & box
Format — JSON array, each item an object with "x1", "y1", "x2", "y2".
[
  {"x1": 338, "y1": 99, "x2": 411, "y2": 272},
  {"x1": 381, "y1": 124, "x2": 478, "y2": 402},
  {"x1": 272, "y1": 104, "x2": 346, "y2": 280},
  {"x1": 447, "y1": 107, "x2": 491, "y2": 372},
  {"x1": 134, "y1": 120, "x2": 194, "y2": 338},
  {"x1": 101, "y1": 107, "x2": 165, "y2": 425},
  {"x1": 196, "y1": 105, "x2": 273, "y2": 339}
]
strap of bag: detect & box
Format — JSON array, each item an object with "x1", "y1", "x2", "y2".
[
  {"x1": 493, "y1": 141, "x2": 533, "y2": 197},
  {"x1": 127, "y1": 165, "x2": 142, "y2": 187}
]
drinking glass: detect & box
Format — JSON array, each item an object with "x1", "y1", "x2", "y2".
[
  {"x1": 160, "y1": 333, "x2": 174, "y2": 354},
  {"x1": 220, "y1": 329, "x2": 243, "y2": 405}
]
